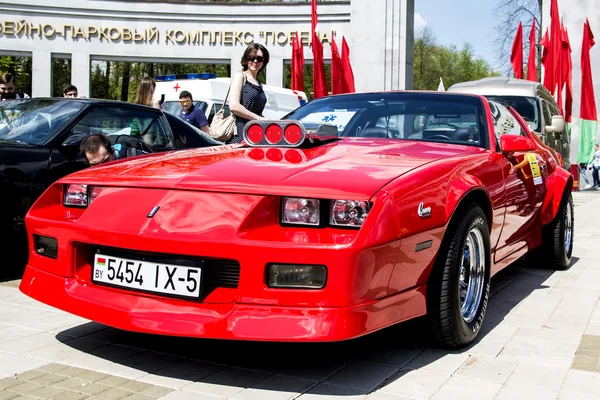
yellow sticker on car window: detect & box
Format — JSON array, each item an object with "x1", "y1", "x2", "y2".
[{"x1": 527, "y1": 153, "x2": 543, "y2": 185}]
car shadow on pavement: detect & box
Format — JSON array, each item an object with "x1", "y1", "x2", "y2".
[{"x1": 57, "y1": 262, "x2": 559, "y2": 397}]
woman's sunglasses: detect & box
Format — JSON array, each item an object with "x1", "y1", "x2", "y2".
[{"x1": 247, "y1": 56, "x2": 265, "y2": 63}]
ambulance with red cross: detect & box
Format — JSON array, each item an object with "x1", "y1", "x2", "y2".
[{"x1": 154, "y1": 73, "x2": 308, "y2": 124}]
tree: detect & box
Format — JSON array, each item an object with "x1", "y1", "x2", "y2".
[
  {"x1": 493, "y1": 0, "x2": 542, "y2": 78},
  {"x1": 413, "y1": 28, "x2": 499, "y2": 91},
  {"x1": 52, "y1": 59, "x2": 71, "y2": 97},
  {"x1": 0, "y1": 56, "x2": 32, "y2": 96},
  {"x1": 413, "y1": 27, "x2": 438, "y2": 90}
]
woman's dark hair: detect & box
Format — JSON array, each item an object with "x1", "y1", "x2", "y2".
[{"x1": 241, "y1": 43, "x2": 270, "y2": 74}]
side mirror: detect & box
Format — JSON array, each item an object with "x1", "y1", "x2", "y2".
[
  {"x1": 500, "y1": 134, "x2": 535, "y2": 153},
  {"x1": 545, "y1": 115, "x2": 565, "y2": 133},
  {"x1": 59, "y1": 133, "x2": 87, "y2": 159}
]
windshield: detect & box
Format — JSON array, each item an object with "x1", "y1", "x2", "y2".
[
  {"x1": 284, "y1": 93, "x2": 488, "y2": 148},
  {"x1": 485, "y1": 96, "x2": 539, "y2": 133},
  {"x1": 0, "y1": 99, "x2": 86, "y2": 145},
  {"x1": 162, "y1": 101, "x2": 207, "y2": 116}
]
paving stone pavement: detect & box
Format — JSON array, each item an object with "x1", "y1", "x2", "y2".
[{"x1": 1, "y1": 190, "x2": 599, "y2": 399}]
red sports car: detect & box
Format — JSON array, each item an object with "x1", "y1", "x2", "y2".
[{"x1": 19, "y1": 92, "x2": 574, "y2": 348}]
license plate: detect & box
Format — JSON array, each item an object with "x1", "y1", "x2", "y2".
[{"x1": 92, "y1": 254, "x2": 201, "y2": 298}]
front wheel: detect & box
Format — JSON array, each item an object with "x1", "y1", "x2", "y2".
[{"x1": 427, "y1": 204, "x2": 491, "y2": 348}]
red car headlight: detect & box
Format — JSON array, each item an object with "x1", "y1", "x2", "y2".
[
  {"x1": 330, "y1": 200, "x2": 371, "y2": 228},
  {"x1": 281, "y1": 197, "x2": 320, "y2": 226},
  {"x1": 63, "y1": 184, "x2": 106, "y2": 207},
  {"x1": 63, "y1": 184, "x2": 89, "y2": 207}
]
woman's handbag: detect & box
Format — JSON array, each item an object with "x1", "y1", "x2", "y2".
[{"x1": 209, "y1": 73, "x2": 246, "y2": 143}]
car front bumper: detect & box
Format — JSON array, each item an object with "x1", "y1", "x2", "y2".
[{"x1": 20, "y1": 265, "x2": 426, "y2": 342}]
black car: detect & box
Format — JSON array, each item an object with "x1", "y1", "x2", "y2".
[{"x1": 0, "y1": 98, "x2": 220, "y2": 278}]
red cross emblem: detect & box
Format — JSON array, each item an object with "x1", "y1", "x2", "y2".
[{"x1": 174, "y1": 83, "x2": 181, "y2": 92}]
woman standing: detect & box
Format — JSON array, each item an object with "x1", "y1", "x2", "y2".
[
  {"x1": 131, "y1": 76, "x2": 162, "y2": 144},
  {"x1": 227, "y1": 43, "x2": 270, "y2": 144},
  {"x1": 134, "y1": 76, "x2": 162, "y2": 109}
]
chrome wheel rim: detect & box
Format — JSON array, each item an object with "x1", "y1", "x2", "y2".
[
  {"x1": 459, "y1": 227, "x2": 486, "y2": 323},
  {"x1": 564, "y1": 201, "x2": 573, "y2": 255}
]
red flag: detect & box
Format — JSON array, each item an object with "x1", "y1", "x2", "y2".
[
  {"x1": 562, "y1": 26, "x2": 573, "y2": 122},
  {"x1": 527, "y1": 18, "x2": 538, "y2": 81},
  {"x1": 341, "y1": 37, "x2": 355, "y2": 93},
  {"x1": 330, "y1": 35, "x2": 342, "y2": 95},
  {"x1": 291, "y1": 32, "x2": 305, "y2": 92},
  {"x1": 556, "y1": 21, "x2": 569, "y2": 114},
  {"x1": 311, "y1": 0, "x2": 328, "y2": 98},
  {"x1": 550, "y1": 0, "x2": 561, "y2": 94},
  {"x1": 510, "y1": 22, "x2": 524, "y2": 79},
  {"x1": 581, "y1": 18, "x2": 597, "y2": 121},
  {"x1": 541, "y1": 28, "x2": 553, "y2": 91}
]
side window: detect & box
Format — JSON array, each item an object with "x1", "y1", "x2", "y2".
[
  {"x1": 164, "y1": 112, "x2": 218, "y2": 149},
  {"x1": 541, "y1": 100, "x2": 552, "y2": 129},
  {"x1": 490, "y1": 102, "x2": 526, "y2": 149},
  {"x1": 491, "y1": 103, "x2": 525, "y2": 144},
  {"x1": 71, "y1": 107, "x2": 173, "y2": 149}
]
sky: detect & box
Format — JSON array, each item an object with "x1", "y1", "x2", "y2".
[{"x1": 414, "y1": 0, "x2": 502, "y2": 71}]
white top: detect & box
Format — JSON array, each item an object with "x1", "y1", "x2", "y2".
[{"x1": 593, "y1": 150, "x2": 600, "y2": 167}]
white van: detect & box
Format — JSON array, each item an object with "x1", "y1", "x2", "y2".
[
  {"x1": 154, "y1": 73, "x2": 308, "y2": 124},
  {"x1": 448, "y1": 77, "x2": 570, "y2": 166}
]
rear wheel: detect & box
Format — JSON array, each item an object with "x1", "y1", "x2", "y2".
[
  {"x1": 427, "y1": 204, "x2": 491, "y2": 348},
  {"x1": 538, "y1": 192, "x2": 574, "y2": 269}
]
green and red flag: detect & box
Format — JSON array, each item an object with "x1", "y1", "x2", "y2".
[{"x1": 578, "y1": 19, "x2": 597, "y2": 164}]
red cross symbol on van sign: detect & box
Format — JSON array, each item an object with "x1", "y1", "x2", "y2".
[{"x1": 174, "y1": 84, "x2": 181, "y2": 92}]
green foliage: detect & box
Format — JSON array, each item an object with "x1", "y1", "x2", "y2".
[
  {"x1": 413, "y1": 28, "x2": 499, "y2": 91},
  {"x1": 52, "y1": 59, "x2": 71, "y2": 97},
  {"x1": 0, "y1": 56, "x2": 32, "y2": 96},
  {"x1": 91, "y1": 61, "x2": 231, "y2": 101},
  {"x1": 283, "y1": 63, "x2": 331, "y2": 101}
]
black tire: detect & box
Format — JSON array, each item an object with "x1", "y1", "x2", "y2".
[
  {"x1": 539, "y1": 192, "x2": 574, "y2": 270},
  {"x1": 427, "y1": 204, "x2": 491, "y2": 348}
]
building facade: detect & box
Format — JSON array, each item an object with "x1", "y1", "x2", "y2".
[
  {"x1": 542, "y1": 0, "x2": 599, "y2": 163},
  {"x1": 0, "y1": 0, "x2": 415, "y2": 98}
]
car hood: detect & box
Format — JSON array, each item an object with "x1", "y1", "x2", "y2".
[{"x1": 63, "y1": 139, "x2": 484, "y2": 199}]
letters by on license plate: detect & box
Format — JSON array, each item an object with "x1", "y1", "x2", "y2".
[{"x1": 92, "y1": 254, "x2": 201, "y2": 298}]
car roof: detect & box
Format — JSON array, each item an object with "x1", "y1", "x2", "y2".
[{"x1": 447, "y1": 77, "x2": 546, "y2": 97}]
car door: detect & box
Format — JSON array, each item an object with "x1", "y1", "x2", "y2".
[{"x1": 493, "y1": 104, "x2": 547, "y2": 262}]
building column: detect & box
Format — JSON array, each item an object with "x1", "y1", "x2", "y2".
[
  {"x1": 32, "y1": 50, "x2": 52, "y2": 97},
  {"x1": 230, "y1": 56, "x2": 241, "y2": 77},
  {"x1": 266, "y1": 56, "x2": 284, "y2": 87},
  {"x1": 71, "y1": 53, "x2": 90, "y2": 98}
]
